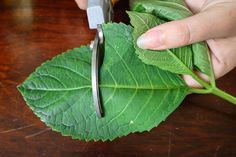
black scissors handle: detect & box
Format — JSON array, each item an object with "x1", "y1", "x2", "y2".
[{"x1": 92, "y1": 24, "x2": 104, "y2": 118}]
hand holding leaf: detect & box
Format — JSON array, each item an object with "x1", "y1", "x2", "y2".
[{"x1": 132, "y1": 0, "x2": 236, "y2": 87}]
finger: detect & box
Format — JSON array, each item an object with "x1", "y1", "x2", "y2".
[
  {"x1": 137, "y1": 6, "x2": 236, "y2": 50},
  {"x1": 75, "y1": 0, "x2": 87, "y2": 10},
  {"x1": 207, "y1": 37, "x2": 236, "y2": 78}
]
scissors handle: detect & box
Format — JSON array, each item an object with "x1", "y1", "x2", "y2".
[
  {"x1": 92, "y1": 24, "x2": 104, "y2": 118},
  {"x1": 87, "y1": 0, "x2": 114, "y2": 29}
]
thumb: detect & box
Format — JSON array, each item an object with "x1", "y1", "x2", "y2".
[{"x1": 137, "y1": 8, "x2": 236, "y2": 50}]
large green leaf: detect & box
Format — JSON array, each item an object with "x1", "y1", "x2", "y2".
[
  {"x1": 18, "y1": 23, "x2": 189, "y2": 141},
  {"x1": 128, "y1": 11, "x2": 193, "y2": 75}
]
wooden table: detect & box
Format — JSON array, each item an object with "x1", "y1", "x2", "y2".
[{"x1": 0, "y1": 0, "x2": 236, "y2": 157}]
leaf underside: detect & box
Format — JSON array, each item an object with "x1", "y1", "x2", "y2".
[
  {"x1": 129, "y1": 0, "x2": 214, "y2": 80},
  {"x1": 18, "y1": 23, "x2": 189, "y2": 141},
  {"x1": 128, "y1": 11, "x2": 194, "y2": 75}
]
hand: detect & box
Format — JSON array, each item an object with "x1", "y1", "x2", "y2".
[
  {"x1": 137, "y1": 0, "x2": 236, "y2": 87},
  {"x1": 75, "y1": 0, "x2": 87, "y2": 10}
]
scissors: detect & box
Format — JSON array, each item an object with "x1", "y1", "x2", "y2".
[{"x1": 87, "y1": 0, "x2": 114, "y2": 118}]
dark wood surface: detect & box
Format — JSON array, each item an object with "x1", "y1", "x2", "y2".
[{"x1": 0, "y1": 0, "x2": 236, "y2": 157}]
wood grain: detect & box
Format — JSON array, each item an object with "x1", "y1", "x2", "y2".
[{"x1": 0, "y1": 0, "x2": 236, "y2": 157}]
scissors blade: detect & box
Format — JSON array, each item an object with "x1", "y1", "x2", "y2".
[{"x1": 92, "y1": 25, "x2": 104, "y2": 118}]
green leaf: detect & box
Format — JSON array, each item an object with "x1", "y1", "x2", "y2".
[
  {"x1": 130, "y1": 0, "x2": 215, "y2": 82},
  {"x1": 18, "y1": 23, "x2": 189, "y2": 141},
  {"x1": 128, "y1": 11, "x2": 193, "y2": 75},
  {"x1": 130, "y1": 0, "x2": 192, "y2": 21},
  {"x1": 128, "y1": 1, "x2": 236, "y2": 104}
]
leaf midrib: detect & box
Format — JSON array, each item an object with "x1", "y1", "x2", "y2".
[{"x1": 21, "y1": 84, "x2": 187, "y2": 91}]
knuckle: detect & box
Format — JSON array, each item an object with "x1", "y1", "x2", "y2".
[{"x1": 216, "y1": 59, "x2": 228, "y2": 78}]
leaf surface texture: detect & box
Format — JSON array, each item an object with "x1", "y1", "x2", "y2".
[{"x1": 18, "y1": 23, "x2": 189, "y2": 141}]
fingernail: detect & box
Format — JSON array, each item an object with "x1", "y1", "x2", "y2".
[{"x1": 137, "y1": 29, "x2": 163, "y2": 49}]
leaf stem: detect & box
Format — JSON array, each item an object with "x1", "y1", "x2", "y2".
[
  {"x1": 189, "y1": 70, "x2": 236, "y2": 105},
  {"x1": 211, "y1": 87, "x2": 236, "y2": 105},
  {"x1": 208, "y1": 55, "x2": 216, "y2": 87},
  {"x1": 205, "y1": 46, "x2": 216, "y2": 87},
  {"x1": 189, "y1": 88, "x2": 211, "y2": 94},
  {"x1": 187, "y1": 69, "x2": 212, "y2": 89}
]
